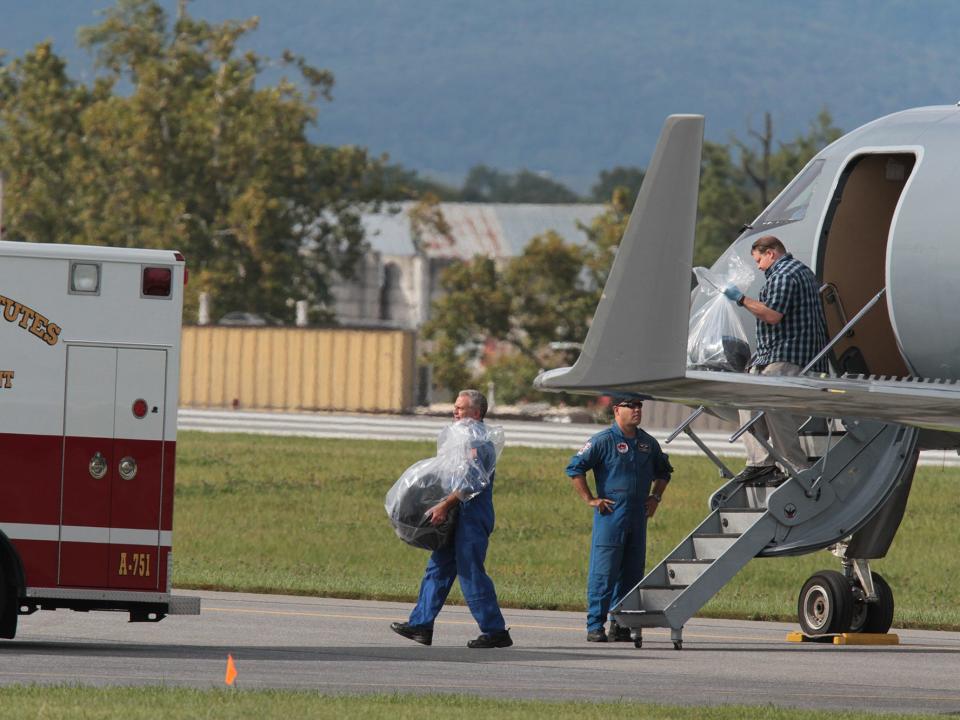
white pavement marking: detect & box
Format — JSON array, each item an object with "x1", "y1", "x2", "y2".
[{"x1": 178, "y1": 408, "x2": 960, "y2": 467}]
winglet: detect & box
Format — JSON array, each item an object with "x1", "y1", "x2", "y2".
[{"x1": 537, "y1": 114, "x2": 703, "y2": 392}]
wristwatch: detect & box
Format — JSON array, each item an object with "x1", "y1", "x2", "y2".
[
  {"x1": 650, "y1": 493, "x2": 662, "y2": 503},
  {"x1": 736, "y1": 294, "x2": 746, "y2": 307}
]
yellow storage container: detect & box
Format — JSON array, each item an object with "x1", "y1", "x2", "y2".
[{"x1": 180, "y1": 326, "x2": 416, "y2": 413}]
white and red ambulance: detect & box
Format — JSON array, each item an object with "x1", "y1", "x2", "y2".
[{"x1": 0, "y1": 240, "x2": 199, "y2": 639}]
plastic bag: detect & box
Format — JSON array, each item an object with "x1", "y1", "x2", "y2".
[
  {"x1": 385, "y1": 419, "x2": 505, "y2": 550},
  {"x1": 687, "y1": 255, "x2": 754, "y2": 372}
]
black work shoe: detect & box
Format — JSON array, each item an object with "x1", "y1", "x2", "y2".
[
  {"x1": 609, "y1": 620, "x2": 632, "y2": 642},
  {"x1": 586, "y1": 627, "x2": 608, "y2": 642},
  {"x1": 467, "y1": 629, "x2": 513, "y2": 648},
  {"x1": 390, "y1": 621, "x2": 433, "y2": 646},
  {"x1": 733, "y1": 465, "x2": 777, "y2": 484},
  {"x1": 761, "y1": 469, "x2": 788, "y2": 487}
]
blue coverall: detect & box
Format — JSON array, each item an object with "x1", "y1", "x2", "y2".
[
  {"x1": 566, "y1": 423, "x2": 672, "y2": 632},
  {"x1": 408, "y1": 439, "x2": 506, "y2": 634}
]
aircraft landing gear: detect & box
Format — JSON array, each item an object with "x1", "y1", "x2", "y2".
[{"x1": 797, "y1": 567, "x2": 895, "y2": 636}]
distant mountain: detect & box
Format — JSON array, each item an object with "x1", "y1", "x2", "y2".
[{"x1": 3, "y1": 0, "x2": 958, "y2": 192}]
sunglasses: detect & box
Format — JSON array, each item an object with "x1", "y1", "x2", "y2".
[{"x1": 616, "y1": 402, "x2": 643, "y2": 410}]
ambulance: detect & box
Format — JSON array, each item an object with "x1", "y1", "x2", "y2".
[{"x1": 0, "y1": 240, "x2": 200, "y2": 639}]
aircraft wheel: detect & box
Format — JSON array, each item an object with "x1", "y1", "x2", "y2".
[
  {"x1": 673, "y1": 640, "x2": 682, "y2": 650},
  {"x1": 849, "y1": 572, "x2": 895, "y2": 634},
  {"x1": 633, "y1": 635, "x2": 642, "y2": 649},
  {"x1": 797, "y1": 570, "x2": 853, "y2": 636}
]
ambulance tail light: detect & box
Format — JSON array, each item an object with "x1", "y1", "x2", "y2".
[
  {"x1": 142, "y1": 267, "x2": 172, "y2": 297},
  {"x1": 174, "y1": 251, "x2": 188, "y2": 285}
]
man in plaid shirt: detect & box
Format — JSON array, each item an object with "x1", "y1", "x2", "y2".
[{"x1": 722, "y1": 235, "x2": 829, "y2": 484}]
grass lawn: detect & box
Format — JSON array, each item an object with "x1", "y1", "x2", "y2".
[
  {"x1": 0, "y1": 687, "x2": 946, "y2": 720},
  {"x1": 173, "y1": 432, "x2": 960, "y2": 629}
]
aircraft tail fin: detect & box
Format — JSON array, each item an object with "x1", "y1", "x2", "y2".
[{"x1": 537, "y1": 114, "x2": 703, "y2": 393}]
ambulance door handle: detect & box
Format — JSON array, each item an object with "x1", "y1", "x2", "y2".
[
  {"x1": 89, "y1": 452, "x2": 108, "y2": 480},
  {"x1": 118, "y1": 456, "x2": 138, "y2": 481}
]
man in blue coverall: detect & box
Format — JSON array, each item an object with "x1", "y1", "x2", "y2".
[
  {"x1": 566, "y1": 398, "x2": 672, "y2": 643},
  {"x1": 390, "y1": 389, "x2": 512, "y2": 649}
]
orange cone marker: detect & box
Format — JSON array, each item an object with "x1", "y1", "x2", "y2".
[{"x1": 225, "y1": 654, "x2": 238, "y2": 686}]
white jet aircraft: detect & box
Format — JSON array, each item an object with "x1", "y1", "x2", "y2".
[{"x1": 537, "y1": 107, "x2": 960, "y2": 648}]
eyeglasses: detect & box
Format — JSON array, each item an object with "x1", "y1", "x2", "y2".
[{"x1": 616, "y1": 402, "x2": 643, "y2": 410}]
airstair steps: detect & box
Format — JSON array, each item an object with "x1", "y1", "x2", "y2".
[
  {"x1": 718, "y1": 509, "x2": 766, "y2": 533},
  {"x1": 692, "y1": 534, "x2": 740, "y2": 559},
  {"x1": 666, "y1": 560, "x2": 712, "y2": 585},
  {"x1": 610, "y1": 417, "x2": 919, "y2": 647}
]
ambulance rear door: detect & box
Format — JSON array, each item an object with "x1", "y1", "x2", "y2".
[{"x1": 60, "y1": 345, "x2": 167, "y2": 590}]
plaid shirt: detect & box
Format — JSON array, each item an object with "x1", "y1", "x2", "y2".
[{"x1": 752, "y1": 254, "x2": 829, "y2": 372}]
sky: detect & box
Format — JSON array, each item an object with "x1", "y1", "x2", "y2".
[{"x1": 2, "y1": 1, "x2": 958, "y2": 192}]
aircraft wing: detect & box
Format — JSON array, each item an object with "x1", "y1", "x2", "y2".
[
  {"x1": 535, "y1": 114, "x2": 960, "y2": 436},
  {"x1": 539, "y1": 368, "x2": 960, "y2": 433}
]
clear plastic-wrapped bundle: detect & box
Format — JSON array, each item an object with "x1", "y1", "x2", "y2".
[
  {"x1": 385, "y1": 419, "x2": 505, "y2": 551},
  {"x1": 687, "y1": 254, "x2": 754, "y2": 373}
]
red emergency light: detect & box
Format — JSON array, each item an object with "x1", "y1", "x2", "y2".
[
  {"x1": 142, "y1": 267, "x2": 172, "y2": 297},
  {"x1": 132, "y1": 399, "x2": 148, "y2": 419}
]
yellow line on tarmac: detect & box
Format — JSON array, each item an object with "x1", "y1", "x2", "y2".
[
  {"x1": 203, "y1": 606, "x2": 766, "y2": 643},
  {"x1": 206, "y1": 605, "x2": 580, "y2": 631},
  {"x1": 204, "y1": 606, "x2": 960, "y2": 648}
]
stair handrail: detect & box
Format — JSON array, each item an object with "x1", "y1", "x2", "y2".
[{"x1": 820, "y1": 283, "x2": 856, "y2": 338}]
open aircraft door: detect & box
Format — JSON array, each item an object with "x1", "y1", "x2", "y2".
[{"x1": 60, "y1": 346, "x2": 167, "y2": 591}]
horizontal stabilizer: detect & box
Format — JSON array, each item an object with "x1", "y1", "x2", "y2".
[{"x1": 537, "y1": 114, "x2": 704, "y2": 393}]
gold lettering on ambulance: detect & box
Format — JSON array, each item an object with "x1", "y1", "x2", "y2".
[
  {"x1": 28, "y1": 312, "x2": 48, "y2": 339},
  {"x1": 2, "y1": 300, "x2": 20, "y2": 323},
  {"x1": 0, "y1": 371, "x2": 13, "y2": 388},
  {"x1": 0, "y1": 294, "x2": 61, "y2": 345},
  {"x1": 44, "y1": 324, "x2": 61, "y2": 346},
  {"x1": 118, "y1": 552, "x2": 128, "y2": 576},
  {"x1": 17, "y1": 306, "x2": 36, "y2": 329},
  {"x1": 130, "y1": 553, "x2": 151, "y2": 577}
]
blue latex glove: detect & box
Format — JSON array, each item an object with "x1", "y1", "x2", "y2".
[{"x1": 723, "y1": 285, "x2": 744, "y2": 303}]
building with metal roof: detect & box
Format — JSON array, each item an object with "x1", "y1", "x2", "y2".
[{"x1": 330, "y1": 202, "x2": 605, "y2": 329}]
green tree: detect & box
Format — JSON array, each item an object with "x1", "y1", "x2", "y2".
[
  {"x1": 0, "y1": 43, "x2": 92, "y2": 245},
  {"x1": 461, "y1": 164, "x2": 581, "y2": 203},
  {"x1": 578, "y1": 187, "x2": 631, "y2": 294},
  {"x1": 695, "y1": 141, "x2": 756, "y2": 267},
  {"x1": 734, "y1": 109, "x2": 842, "y2": 208},
  {"x1": 695, "y1": 109, "x2": 843, "y2": 266},
  {"x1": 590, "y1": 166, "x2": 645, "y2": 205},
  {"x1": 376, "y1": 162, "x2": 460, "y2": 201},
  {"x1": 407, "y1": 192, "x2": 454, "y2": 256},
  {"x1": 421, "y1": 231, "x2": 595, "y2": 402},
  {"x1": 0, "y1": 0, "x2": 384, "y2": 322},
  {"x1": 421, "y1": 256, "x2": 510, "y2": 393}
]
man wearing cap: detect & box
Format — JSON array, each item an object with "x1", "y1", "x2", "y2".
[{"x1": 565, "y1": 398, "x2": 672, "y2": 644}]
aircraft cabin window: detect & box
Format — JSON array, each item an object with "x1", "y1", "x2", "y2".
[{"x1": 754, "y1": 159, "x2": 826, "y2": 229}]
